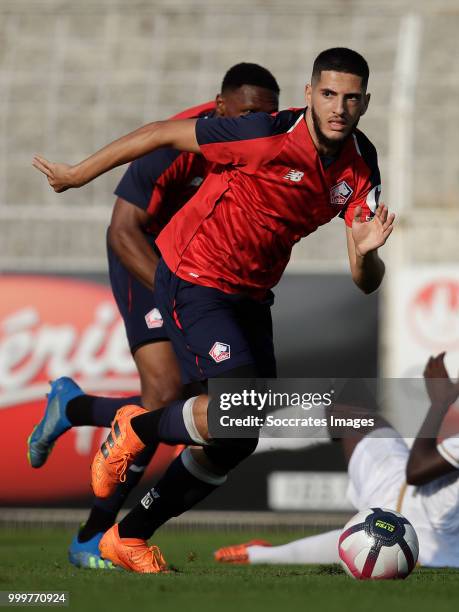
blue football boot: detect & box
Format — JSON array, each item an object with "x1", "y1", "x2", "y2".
[
  {"x1": 27, "y1": 377, "x2": 83, "y2": 468},
  {"x1": 68, "y1": 531, "x2": 117, "y2": 570}
]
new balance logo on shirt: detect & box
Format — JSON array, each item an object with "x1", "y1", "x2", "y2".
[{"x1": 283, "y1": 169, "x2": 304, "y2": 182}]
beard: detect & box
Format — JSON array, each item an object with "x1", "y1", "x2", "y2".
[{"x1": 310, "y1": 105, "x2": 359, "y2": 152}]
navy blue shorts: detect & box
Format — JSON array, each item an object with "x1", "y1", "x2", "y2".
[
  {"x1": 107, "y1": 239, "x2": 169, "y2": 352},
  {"x1": 154, "y1": 259, "x2": 277, "y2": 384}
]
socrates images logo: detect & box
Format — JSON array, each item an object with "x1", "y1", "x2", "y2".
[
  {"x1": 409, "y1": 279, "x2": 459, "y2": 350},
  {"x1": 209, "y1": 341, "x2": 231, "y2": 363}
]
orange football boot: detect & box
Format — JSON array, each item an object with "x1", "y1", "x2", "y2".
[
  {"x1": 99, "y1": 524, "x2": 168, "y2": 574},
  {"x1": 91, "y1": 404, "x2": 146, "y2": 498},
  {"x1": 214, "y1": 539, "x2": 272, "y2": 564}
]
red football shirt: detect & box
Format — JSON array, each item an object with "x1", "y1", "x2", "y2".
[
  {"x1": 156, "y1": 108, "x2": 381, "y2": 298},
  {"x1": 115, "y1": 101, "x2": 215, "y2": 236}
]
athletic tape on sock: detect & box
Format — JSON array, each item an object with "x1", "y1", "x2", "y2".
[
  {"x1": 181, "y1": 447, "x2": 227, "y2": 486},
  {"x1": 182, "y1": 397, "x2": 208, "y2": 445}
]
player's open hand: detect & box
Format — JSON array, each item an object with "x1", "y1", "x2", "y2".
[
  {"x1": 32, "y1": 155, "x2": 77, "y2": 193},
  {"x1": 423, "y1": 352, "x2": 459, "y2": 408},
  {"x1": 352, "y1": 203, "x2": 395, "y2": 257}
]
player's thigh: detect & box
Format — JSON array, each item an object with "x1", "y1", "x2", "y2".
[
  {"x1": 133, "y1": 340, "x2": 183, "y2": 410},
  {"x1": 108, "y1": 243, "x2": 167, "y2": 352},
  {"x1": 347, "y1": 428, "x2": 409, "y2": 510},
  {"x1": 155, "y1": 260, "x2": 257, "y2": 383},
  {"x1": 177, "y1": 291, "x2": 260, "y2": 379}
]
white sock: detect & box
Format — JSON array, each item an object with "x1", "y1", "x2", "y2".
[
  {"x1": 255, "y1": 437, "x2": 330, "y2": 454},
  {"x1": 180, "y1": 447, "x2": 227, "y2": 486},
  {"x1": 247, "y1": 529, "x2": 341, "y2": 565},
  {"x1": 256, "y1": 403, "x2": 330, "y2": 454},
  {"x1": 182, "y1": 397, "x2": 208, "y2": 445}
]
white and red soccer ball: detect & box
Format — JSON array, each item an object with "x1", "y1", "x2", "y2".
[{"x1": 339, "y1": 508, "x2": 419, "y2": 580}]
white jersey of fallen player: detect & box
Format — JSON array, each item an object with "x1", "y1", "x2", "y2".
[{"x1": 347, "y1": 429, "x2": 459, "y2": 568}]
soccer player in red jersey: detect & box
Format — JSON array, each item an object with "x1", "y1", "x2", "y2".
[
  {"x1": 34, "y1": 48, "x2": 395, "y2": 573},
  {"x1": 28, "y1": 64, "x2": 280, "y2": 570}
]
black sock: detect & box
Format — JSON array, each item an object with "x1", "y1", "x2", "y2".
[
  {"x1": 118, "y1": 449, "x2": 225, "y2": 540},
  {"x1": 78, "y1": 506, "x2": 117, "y2": 542},
  {"x1": 66, "y1": 394, "x2": 142, "y2": 427},
  {"x1": 78, "y1": 443, "x2": 159, "y2": 542},
  {"x1": 131, "y1": 399, "x2": 198, "y2": 446}
]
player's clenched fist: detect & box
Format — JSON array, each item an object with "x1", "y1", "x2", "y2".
[{"x1": 32, "y1": 155, "x2": 79, "y2": 193}]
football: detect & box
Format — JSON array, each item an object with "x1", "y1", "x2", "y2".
[{"x1": 338, "y1": 508, "x2": 419, "y2": 579}]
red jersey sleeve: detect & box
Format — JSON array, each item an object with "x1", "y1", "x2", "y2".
[
  {"x1": 114, "y1": 102, "x2": 215, "y2": 227},
  {"x1": 146, "y1": 152, "x2": 209, "y2": 233},
  {"x1": 341, "y1": 131, "x2": 382, "y2": 228}
]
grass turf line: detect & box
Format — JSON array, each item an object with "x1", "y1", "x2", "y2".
[{"x1": 1, "y1": 527, "x2": 458, "y2": 612}]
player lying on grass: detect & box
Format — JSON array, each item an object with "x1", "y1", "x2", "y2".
[
  {"x1": 33, "y1": 48, "x2": 395, "y2": 573},
  {"x1": 215, "y1": 353, "x2": 459, "y2": 568},
  {"x1": 27, "y1": 63, "x2": 280, "y2": 570}
]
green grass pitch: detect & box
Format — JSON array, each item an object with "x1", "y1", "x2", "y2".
[{"x1": 1, "y1": 527, "x2": 458, "y2": 612}]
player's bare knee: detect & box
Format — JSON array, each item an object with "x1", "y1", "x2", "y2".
[
  {"x1": 141, "y1": 377, "x2": 183, "y2": 410},
  {"x1": 191, "y1": 394, "x2": 210, "y2": 441}
]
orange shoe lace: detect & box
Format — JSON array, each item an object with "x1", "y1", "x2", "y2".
[
  {"x1": 128, "y1": 543, "x2": 169, "y2": 572},
  {"x1": 110, "y1": 450, "x2": 135, "y2": 483},
  {"x1": 148, "y1": 545, "x2": 168, "y2": 571}
]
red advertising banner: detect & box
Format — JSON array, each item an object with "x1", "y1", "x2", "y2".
[
  {"x1": 1, "y1": 275, "x2": 178, "y2": 504},
  {"x1": 388, "y1": 270, "x2": 459, "y2": 438}
]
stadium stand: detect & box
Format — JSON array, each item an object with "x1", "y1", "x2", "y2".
[{"x1": 0, "y1": 0, "x2": 458, "y2": 271}]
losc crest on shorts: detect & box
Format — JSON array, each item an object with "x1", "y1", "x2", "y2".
[{"x1": 154, "y1": 259, "x2": 277, "y2": 383}]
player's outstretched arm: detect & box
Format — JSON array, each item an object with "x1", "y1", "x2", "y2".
[
  {"x1": 32, "y1": 119, "x2": 199, "y2": 193},
  {"x1": 346, "y1": 203, "x2": 395, "y2": 294},
  {"x1": 406, "y1": 353, "x2": 459, "y2": 486}
]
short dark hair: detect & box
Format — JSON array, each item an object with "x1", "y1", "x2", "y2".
[
  {"x1": 312, "y1": 48, "x2": 369, "y2": 88},
  {"x1": 221, "y1": 63, "x2": 280, "y2": 95}
]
